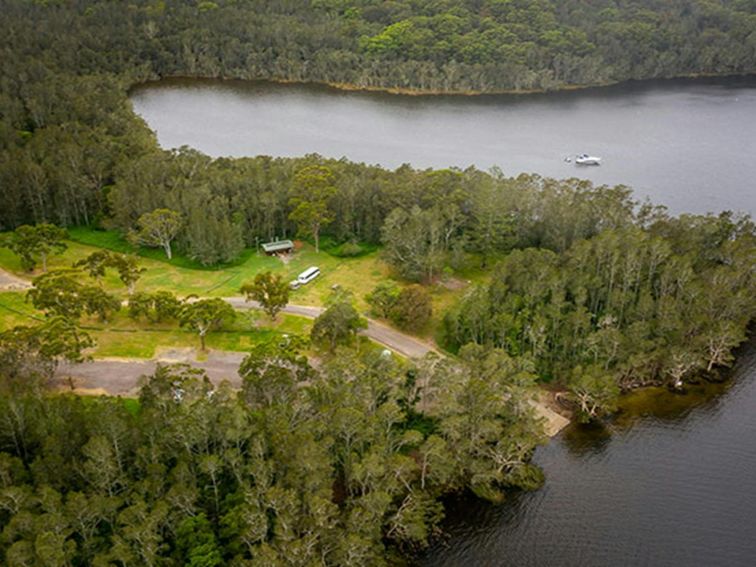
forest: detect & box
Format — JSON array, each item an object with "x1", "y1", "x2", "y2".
[
  {"x1": 0, "y1": 342, "x2": 546, "y2": 565},
  {"x1": 2, "y1": 0, "x2": 756, "y2": 231},
  {"x1": 0, "y1": 0, "x2": 755, "y2": 564}
]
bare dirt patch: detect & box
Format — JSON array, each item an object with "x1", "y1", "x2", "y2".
[
  {"x1": 439, "y1": 277, "x2": 469, "y2": 291},
  {"x1": 0, "y1": 268, "x2": 31, "y2": 291},
  {"x1": 531, "y1": 391, "x2": 572, "y2": 436}
]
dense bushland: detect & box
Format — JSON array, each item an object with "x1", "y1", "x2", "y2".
[
  {"x1": 2, "y1": 0, "x2": 756, "y2": 231},
  {"x1": 1, "y1": 1, "x2": 755, "y2": 563},
  {"x1": 0, "y1": 343, "x2": 545, "y2": 565}
]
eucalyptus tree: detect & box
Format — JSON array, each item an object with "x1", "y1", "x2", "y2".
[
  {"x1": 567, "y1": 364, "x2": 620, "y2": 422},
  {"x1": 128, "y1": 290, "x2": 181, "y2": 323},
  {"x1": 3, "y1": 223, "x2": 68, "y2": 272},
  {"x1": 74, "y1": 249, "x2": 148, "y2": 297},
  {"x1": 365, "y1": 281, "x2": 400, "y2": 319},
  {"x1": 0, "y1": 317, "x2": 94, "y2": 382},
  {"x1": 129, "y1": 209, "x2": 182, "y2": 260},
  {"x1": 288, "y1": 165, "x2": 337, "y2": 253},
  {"x1": 73, "y1": 250, "x2": 112, "y2": 285},
  {"x1": 178, "y1": 298, "x2": 235, "y2": 351},
  {"x1": 27, "y1": 269, "x2": 120, "y2": 322},
  {"x1": 311, "y1": 298, "x2": 366, "y2": 351},
  {"x1": 110, "y1": 254, "x2": 146, "y2": 295},
  {"x1": 381, "y1": 206, "x2": 446, "y2": 282},
  {"x1": 240, "y1": 271, "x2": 289, "y2": 321},
  {"x1": 389, "y1": 285, "x2": 432, "y2": 332}
]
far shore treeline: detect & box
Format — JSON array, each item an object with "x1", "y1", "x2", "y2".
[
  {"x1": 2, "y1": 0, "x2": 756, "y2": 231},
  {"x1": 1, "y1": 1, "x2": 755, "y2": 565}
]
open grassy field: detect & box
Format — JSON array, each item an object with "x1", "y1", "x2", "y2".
[
  {"x1": 0, "y1": 228, "x2": 390, "y2": 311},
  {"x1": 0, "y1": 290, "x2": 312, "y2": 358},
  {"x1": 0, "y1": 291, "x2": 44, "y2": 327},
  {"x1": 0, "y1": 228, "x2": 494, "y2": 351}
]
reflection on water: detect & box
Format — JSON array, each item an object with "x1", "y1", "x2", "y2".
[
  {"x1": 560, "y1": 420, "x2": 612, "y2": 457},
  {"x1": 614, "y1": 379, "x2": 732, "y2": 425},
  {"x1": 420, "y1": 339, "x2": 756, "y2": 567},
  {"x1": 131, "y1": 76, "x2": 756, "y2": 215}
]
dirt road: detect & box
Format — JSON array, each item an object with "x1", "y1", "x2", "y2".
[
  {"x1": 54, "y1": 298, "x2": 437, "y2": 396},
  {"x1": 227, "y1": 297, "x2": 436, "y2": 359},
  {"x1": 54, "y1": 352, "x2": 569, "y2": 436},
  {"x1": 56, "y1": 349, "x2": 246, "y2": 396},
  {"x1": 1, "y1": 269, "x2": 567, "y2": 435}
]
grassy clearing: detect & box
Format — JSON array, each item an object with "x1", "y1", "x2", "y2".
[
  {"x1": 84, "y1": 310, "x2": 312, "y2": 358},
  {"x1": 1, "y1": 229, "x2": 390, "y2": 308},
  {"x1": 0, "y1": 290, "x2": 312, "y2": 358},
  {"x1": 0, "y1": 291, "x2": 43, "y2": 329},
  {"x1": 67, "y1": 227, "x2": 258, "y2": 271},
  {"x1": 1, "y1": 228, "x2": 487, "y2": 350}
]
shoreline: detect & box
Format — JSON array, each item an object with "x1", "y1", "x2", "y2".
[
  {"x1": 3, "y1": 282, "x2": 748, "y2": 441},
  {"x1": 129, "y1": 70, "x2": 756, "y2": 99}
]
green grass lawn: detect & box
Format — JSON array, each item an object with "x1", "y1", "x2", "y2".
[
  {"x1": 0, "y1": 228, "x2": 390, "y2": 310},
  {"x1": 0, "y1": 291, "x2": 44, "y2": 328},
  {"x1": 0, "y1": 290, "x2": 312, "y2": 358},
  {"x1": 0, "y1": 227, "x2": 488, "y2": 351},
  {"x1": 84, "y1": 309, "x2": 312, "y2": 358}
]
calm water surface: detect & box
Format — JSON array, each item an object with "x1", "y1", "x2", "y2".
[
  {"x1": 131, "y1": 77, "x2": 756, "y2": 215},
  {"x1": 131, "y1": 78, "x2": 756, "y2": 565},
  {"x1": 420, "y1": 340, "x2": 756, "y2": 567}
]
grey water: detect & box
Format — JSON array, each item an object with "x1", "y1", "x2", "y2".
[
  {"x1": 131, "y1": 76, "x2": 756, "y2": 215},
  {"x1": 419, "y1": 340, "x2": 756, "y2": 567},
  {"x1": 130, "y1": 78, "x2": 756, "y2": 565}
]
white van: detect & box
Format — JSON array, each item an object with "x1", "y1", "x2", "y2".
[{"x1": 296, "y1": 266, "x2": 320, "y2": 286}]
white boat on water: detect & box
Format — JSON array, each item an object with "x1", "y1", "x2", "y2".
[{"x1": 574, "y1": 153, "x2": 601, "y2": 165}]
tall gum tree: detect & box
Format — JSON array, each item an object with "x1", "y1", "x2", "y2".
[
  {"x1": 240, "y1": 271, "x2": 289, "y2": 321},
  {"x1": 178, "y1": 298, "x2": 235, "y2": 351},
  {"x1": 288, "y1": 165, "x2": 337, "y2": 253},
  {"x1": 129, "y1": 209, "x2": 182, "y2": 260}
]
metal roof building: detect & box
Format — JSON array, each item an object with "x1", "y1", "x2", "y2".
[{"x1": 261, "y1": 240, "x2": 294, "y2": 254}]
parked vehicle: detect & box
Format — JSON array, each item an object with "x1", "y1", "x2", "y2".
[{"x1": 296, "y1": 266, "x2": 320, "y2": 285}]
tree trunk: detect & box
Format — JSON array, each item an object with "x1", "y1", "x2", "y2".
[{"x1": 163, "y1": 241, "x2": 172, "y2": 260}]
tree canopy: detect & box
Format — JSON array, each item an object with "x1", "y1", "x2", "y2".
[
  {"x1": 311, "y1": 297, "x2": 368, "y2": 351},
  {"x1": 128, "y1": 209, "x2": 183, "y2": 260},
  {"x1": 0, "y1": 1, "x2": 754, "y2": 562},
  {"x1": 0, "y1": 342, "x2": 546, "y2": 565},
  {"x1": 289, "y1": 165, "x2": 338, "y2": 253},
  {"x1": 2, "y1": 224, "x2": 67, "y2": 272},
  {"x1": 178, "y1": 298, "x2": 236, "y2": 351},
  {"x1": 240, "y1": 271, "x2": 290, "y2": 321},
  {"x1": 444, "y1": 215, "x2": 756, "y2": 417}
]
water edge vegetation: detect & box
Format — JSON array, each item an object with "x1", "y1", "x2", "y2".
[{"x1": 0, "y1": 0, "x2": 755, "y2": 564}]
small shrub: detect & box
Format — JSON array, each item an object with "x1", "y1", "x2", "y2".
[
  {"x1": 390, "y1": 285, "x2": 432, "y2": 332},
  {"x1": 335, "y1": 241, "x2": 364, "y2": 257},
  {"x1": 365, "y1": 282, "x2": 400, "y2": 318}
]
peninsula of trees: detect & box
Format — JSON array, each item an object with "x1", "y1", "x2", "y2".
[{"x1": 0, "y1": 0, "x2": 755, "y2": 565}]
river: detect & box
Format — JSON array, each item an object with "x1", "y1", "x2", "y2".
[
  {"x1": 419, "y1": 339, "x2": 756, "y2": 567},
  {"x1": 131, "y1": 76, "x2": 756, "y2": 215},
  {"x1": 130, "y1": 78, "x2": 756, "y2": 565}
]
